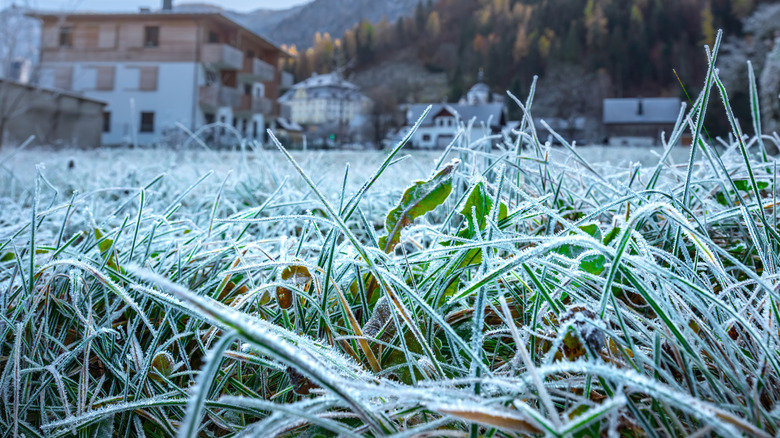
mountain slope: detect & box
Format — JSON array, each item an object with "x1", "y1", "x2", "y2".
[{"x1": 243, "y1": 0, "x2": 419, "y2": 48}]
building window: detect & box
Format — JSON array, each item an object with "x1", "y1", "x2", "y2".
[
  {"x1": 208, "y1": 31, "x2": 219, "y2": 43},
  {"x1": 140, "y1": 112, "x2": 155, "y2": 133},
  {"x1": 59, "y1": 27, "x2": 73, "y2": 47},
  {"x1": 204, "y1": 113, "x2": 215, "y2": 124},
  {"x1": 144, "y1": 26, "x2": 159, "y2": 47},
  {"x1": 96, "y1": 66, "x2": 115, "y2": 91},
  {"x1": 253, "y1": 121, "x2": 258, "y2": 138},
  {"x1": 422, "y1": 134, "x2": 431, "y2": 142},
  {"x1": 139, "y1": 66, "x2": 158, "y2": 91},
  {"x1": 102, "y1": 111, "x2": 111, "y2": 133}
]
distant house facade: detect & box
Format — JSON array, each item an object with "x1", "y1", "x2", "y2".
[
  {"x1": 401, "y1": 103, "x2": 506, "y2": 149},
  {"x1": 400, "y1": 78, "x2": 507, "y2": 149},
  {"x1": 603, "y1": 97, "x2": 681, "y2": 146},
  {"x1": 0, "y1": 78, "x2": 106, "y2": 147},
  {"x1": 278, "y1": 72, "x2": 371, "y2": 126},
  {"x1": 32, "y1": 2, "x2": 289, "y2": 145}
]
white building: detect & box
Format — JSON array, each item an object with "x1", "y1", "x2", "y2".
[
  {"x1": 33, "y1": 2, "x2": 289, "y2": 145},
  {"x1": 402, "y1": 102, "x2": 507, "y2": 149},
  {"x1": 278, "y1": 72, "x2": 371, "y2": 126}
]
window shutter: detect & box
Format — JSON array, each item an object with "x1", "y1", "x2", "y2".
[
  {"x1": 98, "y1": 24, "x2": 117, "y2": 49},
  {"x1": 96, "y1": 66, "x2": 115, "y2": 91},
  {"x1": 84, "y1": 25, "x2": 99, "y2": 48},
  {"x1": 139, "y1": 66, "x2": 158, "y2": 91}
]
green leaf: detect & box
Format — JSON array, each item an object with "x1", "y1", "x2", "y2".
[
  {"x1": 1, "y1": 252, "x2": 14, "y2": 262},
  {"x1": 556, "y1": 223, "x2": 602, "y2": 259},
  {"x1": 603, "y1": 226, "x2": 621, "y2": 246},
  {"x1": 460, "y1": 180, "x2": 508, "y2": 232},
  {"x1": 734, "y1": 179, "x2": 769, "y2": 191},
  {"x1": 579, "y1": 223, "x2": 602, "y2": 240},
  {"x1": 716, "y1": 191, "x2": 729, "y2": 206},
  {"x1": 95, "y1": 228, "x2": 120, "y2": 272},
  {"x1": 94, "y1": 228, "x2": 114, "y2": 253},
  {"x1": 460, "y1": 181, "x2": 492, "y2": 232},
  {"x1": 379, "y1": 159, "x2": 459, "y2": 253},
  {"x1": 580, "y1": 254, "x2": 606, "y2": 275}
]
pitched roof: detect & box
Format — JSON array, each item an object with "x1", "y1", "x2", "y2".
[
  {"x1": 603, "y1": 98, "x2": 681, "y2": 124},
  {"x1": 0, "y1": 77, "x2": 107, "y2": 105},
  {"x1": 405, "y1": 103, "x2": 506, "y2": 128},
  {"x1": 292, "y1": 72, "x2": 359, "y2": 90},
  {"x1": 279, "y1": 72, "x2": 370, "y2": 103}
]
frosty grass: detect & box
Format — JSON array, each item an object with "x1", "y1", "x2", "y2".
[{"x1": 2, "y1": 42, "x2": 780, "y2": 438}]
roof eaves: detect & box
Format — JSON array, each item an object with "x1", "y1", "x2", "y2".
[
  {"x1": 27, "y1": 10, "x2": 292, "y2": 58},
  {"x1": 0, "y1": 77, "x2": 108, "y2": 105}
]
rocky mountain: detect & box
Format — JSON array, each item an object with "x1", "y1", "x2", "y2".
[{"x1": 238, "y1": 0, "x2": 420, "y2": 49}]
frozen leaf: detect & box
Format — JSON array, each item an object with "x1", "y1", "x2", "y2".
[
  {"x1": 433, "y1": 403, "x2": 543, "y2": 433},
  {"x1": 150, "y1": 351, "x2": 175, "y2": 383},
  {"x1": 287, "y1": 366, "x2": 318, "y2": 395},
  {"x1": 276, "y1": 286, "x2": 293, "y2": 310},
  {"x1": 378, "y1": 159, "x2": 459, "y2": 253}
]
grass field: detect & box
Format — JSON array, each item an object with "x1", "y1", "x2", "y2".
[{"x1": 1, "y1": 42, "x2": 780, "y2": 437}]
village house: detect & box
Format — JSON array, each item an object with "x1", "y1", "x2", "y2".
[
  {"x1": 32, "y1": 0, "x2": 291, "y2": 146},
  {"x1": 277, "y1": 71, "x2": 372, "y2": 145},
  {"x1": 399, "y1": 76, "x2": 508, "y2": 149},
  {"x1": 278, "y1": 72, "x2": 371, "y2": 126},
  {"x1": 402, "y1": 103, "x2": 507, "y2": 149},
  {"x1": 603, "y1": 97, "x2": 682, "y2": 146}
]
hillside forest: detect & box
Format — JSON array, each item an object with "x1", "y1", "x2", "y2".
[{"x1": 281, "y1": 0, "x2": 775, "y2": 136}]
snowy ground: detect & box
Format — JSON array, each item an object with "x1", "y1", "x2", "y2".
[{"x1": 0, "y1": 144, "x2": 693, "y2": 197}]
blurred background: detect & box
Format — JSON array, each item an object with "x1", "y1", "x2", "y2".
[{"x1": 1, "y1": 0, "x2": 779, "y2": 151}]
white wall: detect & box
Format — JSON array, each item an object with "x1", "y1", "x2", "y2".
[
  {"x1": 410, "y1": 120, "x2": 493, "y2": 149},
  {"x1": 40, "y1": 61, "x2": 200, "y2": 145}
]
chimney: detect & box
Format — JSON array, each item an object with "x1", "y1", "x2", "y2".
[{"x1": 163, "y1": 0, "x2": 172, "y2": 11}]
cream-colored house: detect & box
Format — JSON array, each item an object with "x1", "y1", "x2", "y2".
[
  {"x1": 32, "y1": 1, "x2": 289, "y2": 145},
  {"x1": 278, "y1": 72, "x2": 371, "y2": 126}
]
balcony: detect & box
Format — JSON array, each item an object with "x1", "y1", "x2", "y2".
[
  {"x1": 201, "y1": 43, "x2": 243, "y2": 70},
  {"x1": 240, "y1": 57, "x2": 275, "y2": 82},
  {"x1": 199, "y1": 84, "x2": 241, "y2": 109},
  {"x1": 238, "y1": 95, "x2": 273, "y2": 115}
]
